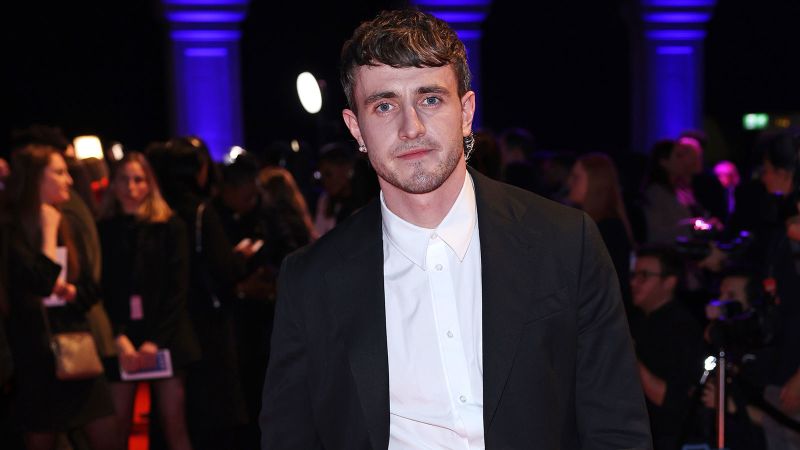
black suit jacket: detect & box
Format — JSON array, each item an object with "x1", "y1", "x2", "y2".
[{"x1": 261, "y1": 169, "x2": 652, "y2": 449}]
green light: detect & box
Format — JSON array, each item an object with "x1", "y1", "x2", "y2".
[{"x1": 743, "y1": 113, "x2": 769, "y2": 130}]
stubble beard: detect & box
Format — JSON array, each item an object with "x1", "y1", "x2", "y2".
[{"x1": 375, "y1": 138, "x2": 462, "y2": 195}]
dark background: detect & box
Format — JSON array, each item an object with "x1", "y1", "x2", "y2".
[{"x1": 3, "y1": 0, "x2": 798, "y2": 163}]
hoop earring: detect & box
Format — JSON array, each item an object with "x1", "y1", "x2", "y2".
[
  {"x1": 358, "y1": 144, "x2": 367, "y2": 153},
  {"x1": 463, "y1": 132, "x2": 475, "y2": 161}
]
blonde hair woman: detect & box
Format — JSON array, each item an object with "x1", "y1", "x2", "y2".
[{"x1": 98, "y1": 152, "x2": 199, "y2": 450}]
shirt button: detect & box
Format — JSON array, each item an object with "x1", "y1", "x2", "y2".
[
  {"x1": 459, "y1": 395, "x2": 467, "y2": 403},
  {"x1": 435, "y1": 264, "x2": 443, "y2": 271},
  {"x1": 430, "y1": 233, "x2": 438, "y2": 240},
  {"x1": 447, "y1": 330, "x2": 454, "y2": 338}
]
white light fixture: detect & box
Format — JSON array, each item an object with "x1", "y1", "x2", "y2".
[
  {"x1": 110, "y1": 143, "x2": 124, "y2": 161},
  {"x1": 74, "y1": 135, "x2": 104, "y2": 160},
  {"x1": 224, "y1": 145, "x2": 246, "y2": 165},
  {"x1": 290, "y1": 139, "x2": 300, "y2": 152},
  {"x1": 296, "y1": 72, "x2": 322, "y2": 114}
]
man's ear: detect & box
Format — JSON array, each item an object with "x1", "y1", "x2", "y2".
[
  {"x1": 460, "y1": 91, "x2": 476, "y2": 137},
  {"x1": 342, "y1": 109, "x2": 363, "y2": 145}
]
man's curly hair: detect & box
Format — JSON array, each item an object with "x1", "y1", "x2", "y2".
[{"x1": 340, "y1": 9, "x2": 471, "y2": 113}]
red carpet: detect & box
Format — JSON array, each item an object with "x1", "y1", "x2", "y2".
[{"x1": 129, "y1": 382, "x2": 150, "y2": 450}]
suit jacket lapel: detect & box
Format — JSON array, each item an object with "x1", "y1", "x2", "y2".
[
  {"x1": 471, "y1": 169, "x2": 548, "y2": 430},
  {"x1": 324, "y1": 199, "x2": 389, "y2": 450},
  {"x1": 324, "y1": 171, "x2": 555, "y2": 446}
]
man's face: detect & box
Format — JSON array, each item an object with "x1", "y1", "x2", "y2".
[
  {"x1": 761, "y1": 159, "x2": 792, "y2": 194},
  {"x1": 630, "y1": 256, "x2": 675, "y2": 311},
  {"x1": 714, "y1": 161, "x2": 740, "y2": 189},
  {"x1": 319, "y1": 161, "x2": 352, "y2": 197},
  {"x1": 672, "y1": 137, "x2": 703, "y2": 178},
  {"x1": 719, "y1": 275, "x2": 750, "y2": 310},
  {"x1": 342, "y1": 64, "x2": 474, "y2": 195},
  {"x1": 221, "y1": 181, "x2": 258, "y2": 215}
]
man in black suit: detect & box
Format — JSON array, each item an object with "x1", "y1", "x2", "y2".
[{"x1": 261, "y1": 10, "x2": 651, "y2": 449}]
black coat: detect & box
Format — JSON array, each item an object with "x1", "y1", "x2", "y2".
[
  {"x1": 98, "y1": 214, "x2": 200, "y2": 368},
  {"x1": 5, "y1": 221, "x2": 113, "y2": 431},
  {"x1": 169, "y1": 192, "x2": 248, "y2": 432},
  {"x1": 260, "y1": 169, "x2": 652, "y2": 449}
]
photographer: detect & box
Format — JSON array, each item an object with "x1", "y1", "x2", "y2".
[
  {"x1": 703, "y1": 268, "x2": 769, "y2": 449},
  {"x1": 755, "y1": 128, "x2": 800, "y2": 450}
]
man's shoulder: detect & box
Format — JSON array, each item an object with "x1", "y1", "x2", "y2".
[{"x1": 471, "y1": 170, "x2": 585, "y2": 232}]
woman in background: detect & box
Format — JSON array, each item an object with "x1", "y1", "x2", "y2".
[
  {"x1": 258, "y1": 165, "x2": 316, "y2": 259},
  {"x1": 5, "y1": 145, "x2": 116, "y2": 450},
  {"x1": 568, "y1": 152, "x2": 635, "y2": 313},
  {"x1": 642, "y1": 138, "x2": 711, "y2": 245},
  {"x1": 98, "y1": 152, "x2": 199, "y2": 450}
]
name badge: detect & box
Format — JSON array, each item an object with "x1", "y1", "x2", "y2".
[{"x1": 130, "y1": 295, "x2": 144, "y2": 321}]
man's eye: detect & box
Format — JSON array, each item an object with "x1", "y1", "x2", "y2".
[
  {"x1": 376, "y1": 103, "x2": 393, "y2": 113},
  {"x1": 422, "y1": 97, "x2": 441, "y2": 106}
]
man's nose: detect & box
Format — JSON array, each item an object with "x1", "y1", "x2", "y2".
[{"x1": 399, "y1": 106, "x2": 425, "y2": 140}]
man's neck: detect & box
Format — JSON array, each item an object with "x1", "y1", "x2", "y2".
[{"x1": 381, "y1": 161, "x2": 467, "y2": 229}]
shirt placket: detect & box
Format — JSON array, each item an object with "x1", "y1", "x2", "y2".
[{"x1": 426, "y1": 235, "x2": 473, "y2": 448}]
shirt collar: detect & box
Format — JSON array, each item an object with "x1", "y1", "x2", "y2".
[{"x1": 381, "y1": 173, "x2": 478, "y2": 269}]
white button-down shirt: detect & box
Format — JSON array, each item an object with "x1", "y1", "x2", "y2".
[{"x1": 381, "y1": 173, "x2": 484, "y2": 449}]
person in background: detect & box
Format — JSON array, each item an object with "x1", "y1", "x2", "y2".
[
  {"x1": 148, "y1": 137, "x2": 248, "y2": 450},
  {"x1": 10, "y1": 125, "x2": 118, "y2": 368},
  {"x1": 643, "y1": 138, "x2": 711, "y2": 245},
  {"x1": 714, "y1": 160, "x2": 741, "y2": 223},
  {"x1": 466, "y1": 130, "x2": 501, "y2": 180},
  {"x1": 537, "y1": 151, "x2": 575, "y2": 204},
  {"x1": 98, "y1": 152, "x2": 199, "y2": 450},
  {"x1": 214, "y1": 152, "x2": 285, "y2": 450},
  {"x1": 567, "y1": 152, "x2": 635, "y2": 314},
  {"x1": 629, "y1": 246, "x2": 708, "y2": 450},
  {"x1": 5, "y1": 145, "x2": 117, "y2": 450},
  {"x1": 748, "y1": 128, "x2": 800, "y2": 450},
  {"x1": 257, "y1": 165, "x2": 316, "y2": 259},
  {"x1": 313, "y1": 142, "x2": 365, "y2": 237},
  {"x1": 679, "y1": 130, "x2": 728, "y2": 225},
  {"x1": 702, "y1": 268, "x2": 768, "y2": 450},
  {"x1": 498, "y1": 127, "x2": 538, "y2": 192},
  {"x1": 0, "y1": 209, "x2": 22, "y2": 449},
  {"x1": 0, "y1": 157, "x2": 10, "y2": 191}
]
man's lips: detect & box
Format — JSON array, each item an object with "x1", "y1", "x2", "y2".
[{"x1": 397, "y1": 148, "x2": 432, "y2": 160}]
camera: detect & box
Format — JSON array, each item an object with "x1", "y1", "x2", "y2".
[
  {"x1": 674, "y1": 217, "x2": 752, "y2": 261},
  {"x1": 705, "y1": 279, "x2": 778, "y2": 355}
]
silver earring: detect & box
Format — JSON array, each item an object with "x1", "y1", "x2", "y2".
[
  {"x1": 358, "y1": 144, "x2": 367, "y2": 153},
  {"x1": 463, "y1": 132, "x2": 475, "y2": 161}
]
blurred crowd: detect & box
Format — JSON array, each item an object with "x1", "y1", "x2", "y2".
[
  {"x1": 470, "y1": 126, "x2": 800, "y2": 450},
  {"x1": 1, "y1": 123, "x2": 800, "y2": 450}
]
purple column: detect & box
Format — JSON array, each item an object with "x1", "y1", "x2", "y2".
[
  {"x1": 634, "y1": 0, "x2": 716, "y2": 152},
  {"x1": 163, "y1": 0, "x2": 249, "y2": 160},
  {"x1": 412, "y1": 0, "x2": 492, "y2": 129}
]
